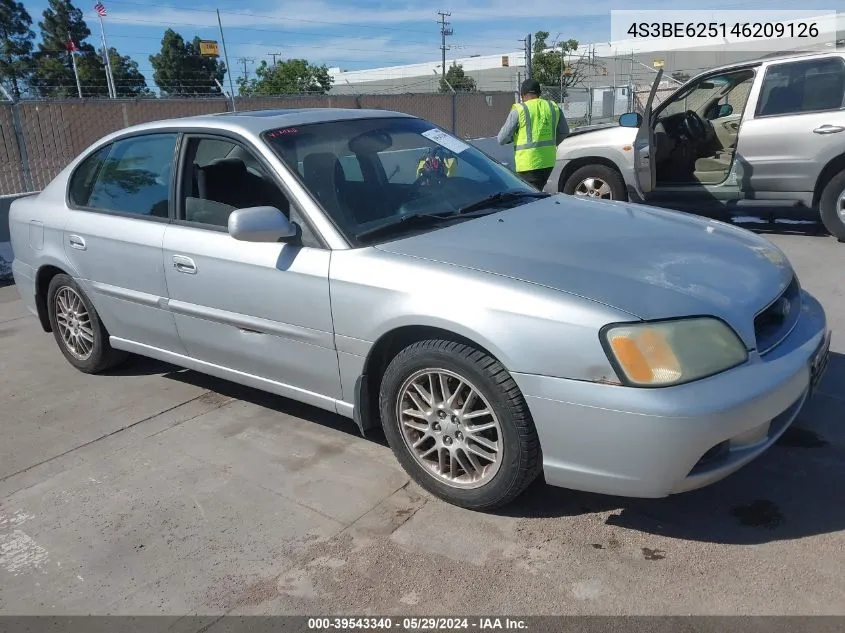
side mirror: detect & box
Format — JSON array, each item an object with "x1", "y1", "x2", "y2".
[
  {"x1": 716, "y1": 103, "x2": 734, "y2": 118},
  {"x1": 228, "y1": 206, "x2": 298, "y2": 243},
  {"x1": 618, "y1": 112, "x2": 642, "y2": 128}
]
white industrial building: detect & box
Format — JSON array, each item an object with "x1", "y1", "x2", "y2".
[{"x1": 328, "y1": 11, "x2": 845, "y2": 103}]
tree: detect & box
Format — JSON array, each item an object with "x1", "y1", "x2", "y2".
[
  {"x1": 108, "y1": 47, "x2": 149, "y2": 97},
  {"x1": 150, "y1": 29, "x2": 226, "y2": 96},
  {"x1": 237, "y1": 58, "x2": 332, "y2": 96},
  {"x1": 530, "y1": 31, "x2": 583, "y2": 98},
  {"x1": 438, "y1": 62, "x2": 476, "y2": 93},
  {"x1": 0, "y1": 0, "x2": 35, "y2": 99},
  {"x1": 32, "y1": 0, "x2": 103, "y2": 97}
]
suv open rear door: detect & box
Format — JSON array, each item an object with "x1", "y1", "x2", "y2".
[{"x1": 633, "y1": 68, "x2": 663, "y2": 197}]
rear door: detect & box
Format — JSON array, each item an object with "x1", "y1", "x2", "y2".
[
  {"x1": 633, "y1": 68, "x2": 663, "y2": 197},
  {"x1": 62, "y1": 132, "x2": 184, "y2": 353},
  {"x1": 736, "y1": 55, "x2": 845, "y2": 198}
]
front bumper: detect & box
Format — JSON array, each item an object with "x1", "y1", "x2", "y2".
[{"x1": 512, "y1": 290, "x2": 829, "y2": 498}]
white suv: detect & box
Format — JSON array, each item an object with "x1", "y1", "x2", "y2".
[{"x1": 550, "y1": 50, "x2": 845, "y2": 241}]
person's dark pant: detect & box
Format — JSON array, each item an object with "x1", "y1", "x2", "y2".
[{"x1": 518, "y1": 167, "x2": 553, "y2": 191}]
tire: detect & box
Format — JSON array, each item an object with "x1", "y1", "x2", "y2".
[
  {"x1": 562, "y1": 164, "x2": 627, "y2": 201},
  {"x1": 46, "y1": 274, "x2": 126, "y2": 373},
  {"x1": 378, "y1": 339, "x2": 541, "y2": 510},
  {"x1": 819, "y1": 170, "x2": 845, "y2": 242}
]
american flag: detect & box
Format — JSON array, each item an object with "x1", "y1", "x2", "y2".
[
  {"x1": 94, "y1": 1, "x2": 107, "y2": 16},
  {"x1": 65, "y1": 40, "x2": 79, "y2": 52}
]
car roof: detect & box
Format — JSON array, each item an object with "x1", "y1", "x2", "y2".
[
  {"x1": 108, "y1": 107, "x2": 416, "y2": 140},
  {"x1": 698, "y1": 49, "x2": 843, "y2": 77}
]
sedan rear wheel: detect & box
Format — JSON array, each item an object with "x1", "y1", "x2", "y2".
[
  {"x1": 379, "y1": 339, "x2": 541, "y2": 510},
  {"x1": 47, "y1": 274, "x2": 126, "y2": 373}
]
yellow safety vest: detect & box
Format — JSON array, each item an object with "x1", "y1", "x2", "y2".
[
  {"x1": 417, "y1": 156, "x2": 457, "y2": 178},
  {"x1": 513, "y1": 98, "x2": 560, "y2": 172}
]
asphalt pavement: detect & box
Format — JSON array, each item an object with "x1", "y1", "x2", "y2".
[{"x1": 0, "y1": 227, "x2": 843, "y2": 617}]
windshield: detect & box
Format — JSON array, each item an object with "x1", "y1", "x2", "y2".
[
  {"x1": 659, "y1": 76, "x2": 732, "y2": 119},
  {"x1": 262, "y1": 116, "x2": 535, "y2": 245}
]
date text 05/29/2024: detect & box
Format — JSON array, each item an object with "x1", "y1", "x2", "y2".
[
  {"x1": 626, "y1": 21, "x2": 819, "y2": 39},
  {"x1": 307, "y1": 617, "x2": 528, "y2": 631}
]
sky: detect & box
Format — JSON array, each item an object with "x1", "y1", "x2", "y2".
[{"x1": 21, "y1": 0, "x2": 838, "y2": 92}]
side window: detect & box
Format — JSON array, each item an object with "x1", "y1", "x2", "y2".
[
  {"x1": 84, "y1": 133, "x2": 177, "y2": 217},
  {"x1": 725, "y1": 77, "x2": 754, "y2": 113},
  {"x1": 68, "y1": 145, "x2": 111, "y2": 207},
  {"x1": 180, "y1": 136, "x2": 320, "y2": 247},
  {"x1": 757, "y1": 57, "x2": 845, "y2": 117}
]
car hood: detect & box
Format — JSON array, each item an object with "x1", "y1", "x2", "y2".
[
  {"x1": 375, "y1": 195, "x2": 794, "y2": 348},
  {"x1": 565, "y1": 122, "x2": 620, "y2": 137}
]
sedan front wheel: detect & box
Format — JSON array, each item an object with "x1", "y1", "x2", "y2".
[{"x1": 379, "y1": 339, "x2": 541, "y2": 509}]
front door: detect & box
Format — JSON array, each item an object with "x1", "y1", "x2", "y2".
[
  {"x1": 62, "y1": 132, "x2": 184, "y2": 354},
  {"x1": 162, "y1": 134, "x2": 341, "y2": 407},
  {"x1": 736, "y1": 55, "x2": 845, "y2": 198},
  {"x1": 633, "y1": 68, "x2": 662, "y2": 197}
]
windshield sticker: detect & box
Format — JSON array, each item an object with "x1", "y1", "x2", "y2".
[{"x1": 421, "y1": 128, "x2": 470, "y2": 154}]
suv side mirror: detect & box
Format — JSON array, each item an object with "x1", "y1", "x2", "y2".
[
  {"x1": 228, "y1": 206, "x2": 299, "y2": 243},
  {"x1": 618, "y1": 112, "x2": 642, "y2": 128},
  {"x1": 716, "y1": 103, "x2": 734, "y2": 118}
]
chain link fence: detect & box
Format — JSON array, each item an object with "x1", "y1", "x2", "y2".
[{"x1": 0, "y1": 91, "x2": 517, "y2": 196}]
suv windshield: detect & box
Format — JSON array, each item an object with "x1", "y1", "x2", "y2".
[
  {"x1": 263, "y1": 116, "x2": 537, "y2": 245},
  {"x1": 659, "y1": 74, "x2": 736, "y2": 119}
]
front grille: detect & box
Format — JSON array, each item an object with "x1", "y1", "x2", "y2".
[{"x1": 754, "y1": 276, "x2": 801, "y2": 355}]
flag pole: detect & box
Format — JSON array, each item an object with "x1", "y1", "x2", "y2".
[
  {"x1": 68, "y1": 33, "x2": 83, "y2": 98},
  {"x1": 97, "y1": 13, "x2": 116, "y2": 98}
]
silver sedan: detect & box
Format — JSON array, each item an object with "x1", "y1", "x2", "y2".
[{"x1": 8, "y1": 109, "x2": 831, "y2": 509}]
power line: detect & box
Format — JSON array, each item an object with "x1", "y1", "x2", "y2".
[{"x1": 235, "y1": 56, "x2": 255, "y2": 82}]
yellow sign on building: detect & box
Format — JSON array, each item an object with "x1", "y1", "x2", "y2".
[{"x1": 199, "y1": 40, "x2": 220, "y2": 57}]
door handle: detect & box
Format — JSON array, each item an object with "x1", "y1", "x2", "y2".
[
  {"x1": 172, "y1": 255, "x2": 197, "y2": 274},
  {"x1": 813, "y1": 125, "x2": 845, "y2": 135},
  {"x1": 68, "y1": 234, "x2": 86, "y2": 250}
]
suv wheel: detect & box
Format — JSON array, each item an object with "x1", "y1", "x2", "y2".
[
  {"x1": 563, "y1": 164, "x2": 627, "y2": 201},
  {"x1": 819, "y1": 170, "x2": 845, "y2": 242},
  {"x1": 379, "y1": 339, "x2": 541, "y2": 510}
]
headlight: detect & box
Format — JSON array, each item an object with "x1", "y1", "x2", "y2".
[{"x1": 601, "y1": 317, "x2": 748, "y2": 387}]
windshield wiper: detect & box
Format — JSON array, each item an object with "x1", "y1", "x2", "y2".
[
  {"x1": 355, "y1": 211, "x2": 458, "y2": 242},
  {"x1": 455, "y1": 190, "x2": 549, "y2": 216}
]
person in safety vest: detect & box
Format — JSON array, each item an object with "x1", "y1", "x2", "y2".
[
  {"x1": 416, "y1": 146, "x2": 457, "y2": 183},
  {"x1": 496, "y1": 78, "x2": 569, "y2": 190}
]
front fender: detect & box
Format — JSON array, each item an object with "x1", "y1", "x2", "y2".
[{"x1": 329, "y1": 248, "x2": 628, "y2": 383}]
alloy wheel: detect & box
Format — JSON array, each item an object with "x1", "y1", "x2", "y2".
[
  {"x1": 54, "y1": 286, "x2": 95, "y2": 361},
  {"x1": 574, "y1": 176, "x2": 613, "y2": 199},
  {"x1": 396, "y1": 368, "x2": 502, "y2": 489}
]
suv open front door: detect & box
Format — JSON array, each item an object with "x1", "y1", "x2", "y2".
[{"x1": 633, "y1": 68, "x2": 663, "y2": 199}]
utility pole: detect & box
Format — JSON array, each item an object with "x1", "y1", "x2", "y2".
[
  {"x1": 236, "y1": 57, "x2": 255, "y2": 83},
  {"x1": 437, "y1": 11, "x2": 452, "y2": 83},
  {"x1": 268, "y1": 52, "x2": 281, "y2": 66},
  {"x1": 525, "y1": 34, "x2": 533, "y2": 80}
]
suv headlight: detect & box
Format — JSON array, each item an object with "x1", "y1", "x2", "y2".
[{"x1": 601, "y1": 317, "x2": 748, "y2": 387}]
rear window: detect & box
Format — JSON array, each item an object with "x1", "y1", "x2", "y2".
[{"x1": 757, "y1": 57, "x2": 845, "y2": 116}]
